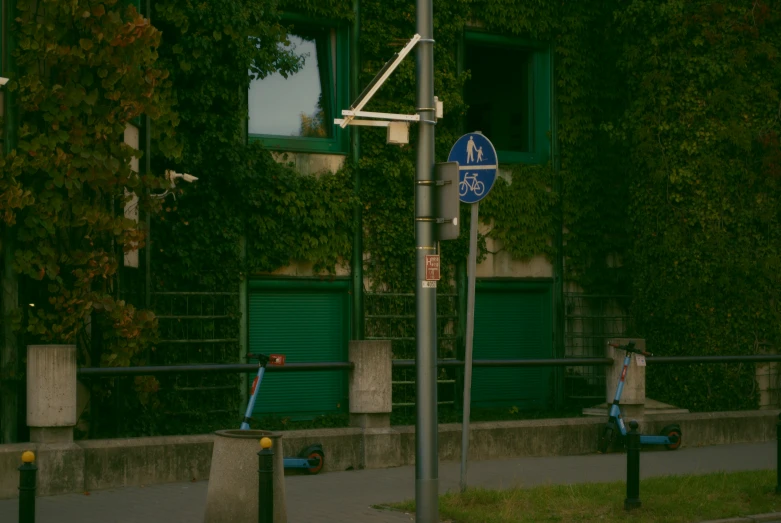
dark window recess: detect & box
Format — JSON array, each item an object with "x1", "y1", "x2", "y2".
[{"x1": 464, "y1": 43, "x2": 532, "y2": 154}]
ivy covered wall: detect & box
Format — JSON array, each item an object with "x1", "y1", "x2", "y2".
[
  {"x1": 3, "y1": 0, "x2": 779, "y2": 420},
  {"x1": 617, "y1": 1, "x2": 781, "y2": 411}
]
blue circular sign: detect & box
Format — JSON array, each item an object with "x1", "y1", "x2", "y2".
[{"x1": 447, "y1": 132, "x2": 498, "y2": 204}]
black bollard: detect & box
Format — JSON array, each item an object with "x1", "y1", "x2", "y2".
[
  {"x1": 18, "y1": 451, "x2": 37, "y2": 523},
  {"x1": 624, "y1": 420, "x2": 641, "y2": 511},
  {"x1": 776, "y1": 413, "x2": 781, "y2": 495},
  {"x1": 258, "y1": 437, "x2": 274, "y2": 523}
]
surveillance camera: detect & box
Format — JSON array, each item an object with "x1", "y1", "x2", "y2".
[
  {"x1": 165, "y1": 170, "x2": 198, "y2": 184},
  {"x1": 0, "y1": 77, "x2": 9, "y2": 86}
]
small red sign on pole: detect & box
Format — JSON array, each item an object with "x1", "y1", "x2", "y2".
[{"x1": 425, "y1": 255, "x2": 440, "y2": 281}]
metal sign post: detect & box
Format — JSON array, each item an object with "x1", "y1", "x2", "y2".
[
  {"x1": 447, "y1": 132, "x2": 498, "y2": 492},
  {"x1": 414, "y1": 0, "x2": 438, "y2": 521},
  {"x1": 333, "y1": 9, "x2": 454, "y2": 517}
]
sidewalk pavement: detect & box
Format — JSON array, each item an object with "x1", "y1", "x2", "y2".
[{"x1": 0, "y1": 441, "x2": 775, "y2": 523}]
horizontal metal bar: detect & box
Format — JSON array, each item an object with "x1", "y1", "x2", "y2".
[
  {"x1": 392, "y1": 357, "x2": 614, "y2": 368},
  {"x1": 152, "y1": 292, "x2": 238, "y2": 296},
  {"x1": 365, "y1": 293, "x2": 458, "y2": 297},
  {"x1": 392, "y1": 380, "x2": 456, "y2": 385},
  {"x1": 334, "y1": 118, "x2": 391, "y2": 127},
  {"x1": 564, "y1": 294, "x2": 632, "y2": 298},
  {"x1": 341, "y1": 109, "x2": 420, "y2": 122},
  {"x1": 646, "y1": 355, "x2": 781, "y2": 364},
  {"x1": 78, "y1": 362, "x2": 354, "y2": 377},
  {"x1": 157, "y1": 339, "x2": 239, "y2": 344},
  {"x1": 156, "y1": 315, "x2": 233, "y2": 320},
  {"x1": 392, "y1": 401, "x2": 455, "y2": 407},
  {"x1": 365, "y1": 314, "x2": 458, "y2": 319},
  {"x1": 173, "y1": 385, "x2": 237, "y2": 392}
]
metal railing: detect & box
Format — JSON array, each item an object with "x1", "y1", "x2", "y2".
[
  {"x1": 77, "y1": 354, "x2": 781, "y2": 377},
  {"x1": 77, "y1": 362, "x2": 353, "y2": 377}
]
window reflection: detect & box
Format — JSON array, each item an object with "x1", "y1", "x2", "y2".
[{"x1": 248, "y1": 29, "x2": 334, "y2": 138}]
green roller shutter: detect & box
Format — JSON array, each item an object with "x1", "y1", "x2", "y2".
[
  {"x1": 472, "y1": 281, "x2": 553, "y2": 410},
  {"x1": 248, "y1": 280, "x2": 349, "y2": 420}
]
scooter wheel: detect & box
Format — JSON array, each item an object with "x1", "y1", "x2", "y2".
[
  {"x1": 664, "y1": 428, "x2": 682, "y2": 451},
  {"x1": 598, "y1": 423, "x2": 616, "y2": 454},
  {"x1": 305, "y1": 450, "x2": 325, "y2": 475}
]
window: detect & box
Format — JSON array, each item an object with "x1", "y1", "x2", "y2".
[
  {"x1": 248, "y1": 20, "x2": 349, "y2": 154},
  {"x1": 463, "y1": 32, "x2": 551, "y2": 164}
]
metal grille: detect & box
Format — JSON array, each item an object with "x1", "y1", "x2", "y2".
[
  {"x1": 365, "y1": 292, "x2": 459, "y2": 409},
  {"x1": 150, "y1": 292, "x2": 242, "y2": 422},
  {"x1": 564, "y1": 294, "x2": 632, "y2": 406}
]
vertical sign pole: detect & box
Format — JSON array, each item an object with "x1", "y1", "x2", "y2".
[
  {"x1": 460, "y1": 202, "x2": 478, "y2": 492},
  {"x1": 415, "y1": 0, "x2": 438, "y2": 520}
]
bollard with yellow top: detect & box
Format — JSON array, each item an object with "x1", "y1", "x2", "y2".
[
  {"x1": 258, "y1": 437, "x2": 274, "y2": 523},
  {"x1": 18, "y1": 450, "x2": 37, "y2": 523}
]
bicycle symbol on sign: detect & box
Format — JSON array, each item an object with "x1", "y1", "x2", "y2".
[{"x1": 459, "y1": 173, "x2": 485, "y2": 197}]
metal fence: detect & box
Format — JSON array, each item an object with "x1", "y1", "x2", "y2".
[
  {"x1": 365, "y1": 292, "x2": 459, "y2": 409},
  {"x1": 150, "y1": 292, "x2": 242, "y2": 422},
  {"x1": 564, "y1": 294, "x2": 632, "y2": 406}
]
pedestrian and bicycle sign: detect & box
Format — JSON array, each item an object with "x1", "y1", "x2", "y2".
[{"x1": 447, "y1": 132, "x2": 498, "y2": 204}]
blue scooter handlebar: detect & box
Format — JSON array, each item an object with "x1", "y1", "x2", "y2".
[{"x1": 607, "y1": 341, "x2": 653, "y2": 357}]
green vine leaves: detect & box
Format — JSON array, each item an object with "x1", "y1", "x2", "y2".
[{"x1": 5, "y1": 0, "x2": 178, "y2": 363}]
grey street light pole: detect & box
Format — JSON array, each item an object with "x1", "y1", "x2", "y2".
[{"x1": 414, "y1": 0, "x2": 438, "y2": 521}]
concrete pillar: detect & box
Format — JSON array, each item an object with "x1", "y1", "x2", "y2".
[
  {"x1": 27, "y1": 344, "x2": 77, "y2": 443},
  {"x1": 349, "y1": 340, "x2": 392, "y2": 428},
  {"x1": 606, "y1": 338, "x2": 646, "y2": 422}
]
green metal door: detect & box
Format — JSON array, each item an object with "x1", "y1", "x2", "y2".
[
  {"x1": 248, "y1": 279, "x2": 349, "y2": 420},
  {"x1": 472, "y1": 281, "x2": 553, "y2": 409}
]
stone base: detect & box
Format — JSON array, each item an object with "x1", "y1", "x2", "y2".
[
  {"x1": 204, "y1": 430, "x2": 287, "y2": 523},
  {"x1": 350, "y1": 413, "x2": 390, "y2": 429},
  {"x1": 29, "y1": 427, "x2": 73, "y2": 444}
]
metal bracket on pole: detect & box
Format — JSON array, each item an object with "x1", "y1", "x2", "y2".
[{"x1": 338, "y1": 33, "x2": 422, "y2": 129}]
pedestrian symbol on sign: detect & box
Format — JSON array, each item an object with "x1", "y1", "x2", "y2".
[{"x1": 447, "y1": 132, "x2": 498, "y2": 204}]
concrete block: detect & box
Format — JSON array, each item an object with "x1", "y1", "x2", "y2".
[
  {"x1": 204, "y1": 430, "x2": 286, "y2": 523},
  {"x1": 0, "y1": 442, "x2": 85, "y2": 498},
  {"x1": 80, "y1": 435, "x2": 213, "y2": 491},
  {"x1": 0, "y1": 443, "x2": 31, "y2": 498},
  {"x1": 35, "y1": 442, "x2": 85, "y2": 496},
  {"x1": 644, "y1": 410, "x2": 780, "y2": 449},
  {"x1": 27, "y1": 345, "x2": 77, "y2": 438},
  {"x1": 362, "y1": 428, "x2": 401, "y2": 469},
  {"x1": 606, "y1": 338, "x2": 645, "y2": 412},
  {"x1": 349, "y1": 341, "x2": 392, "y2": 417}
]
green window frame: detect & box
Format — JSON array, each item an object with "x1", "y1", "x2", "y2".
[
  {"x1": 461, "y1": 31, "x2": 551, "y2": 165},
  {"x1": 248, "y1": 14, "x2": 350, "y2": 155}
]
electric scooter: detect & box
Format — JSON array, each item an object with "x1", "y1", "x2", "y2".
[
  {"x1": 240, "y1": 352, "x2": 325, "y2": 474},
  {"x1": 597, "y1": 341, "x2": 682, "y2": 453}
]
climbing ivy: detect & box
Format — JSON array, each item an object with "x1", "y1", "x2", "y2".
[
  {"x1": 1, "y1": 0, "x2": 178, "y2": 367},
  {"x1": 615, "y1": 0, "x2": 781, "y2": 411},
  {"x1": 149, "y1": 0, "x2": 356, "y2": 291}
]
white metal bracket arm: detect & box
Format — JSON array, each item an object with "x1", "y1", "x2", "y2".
[{"x1": 337, "y1": 33, "x2": 422, "y2": 129}]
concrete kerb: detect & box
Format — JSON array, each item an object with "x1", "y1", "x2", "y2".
[{"x1": 699, "y1": 514, "x2": 781, "y2": 523}]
